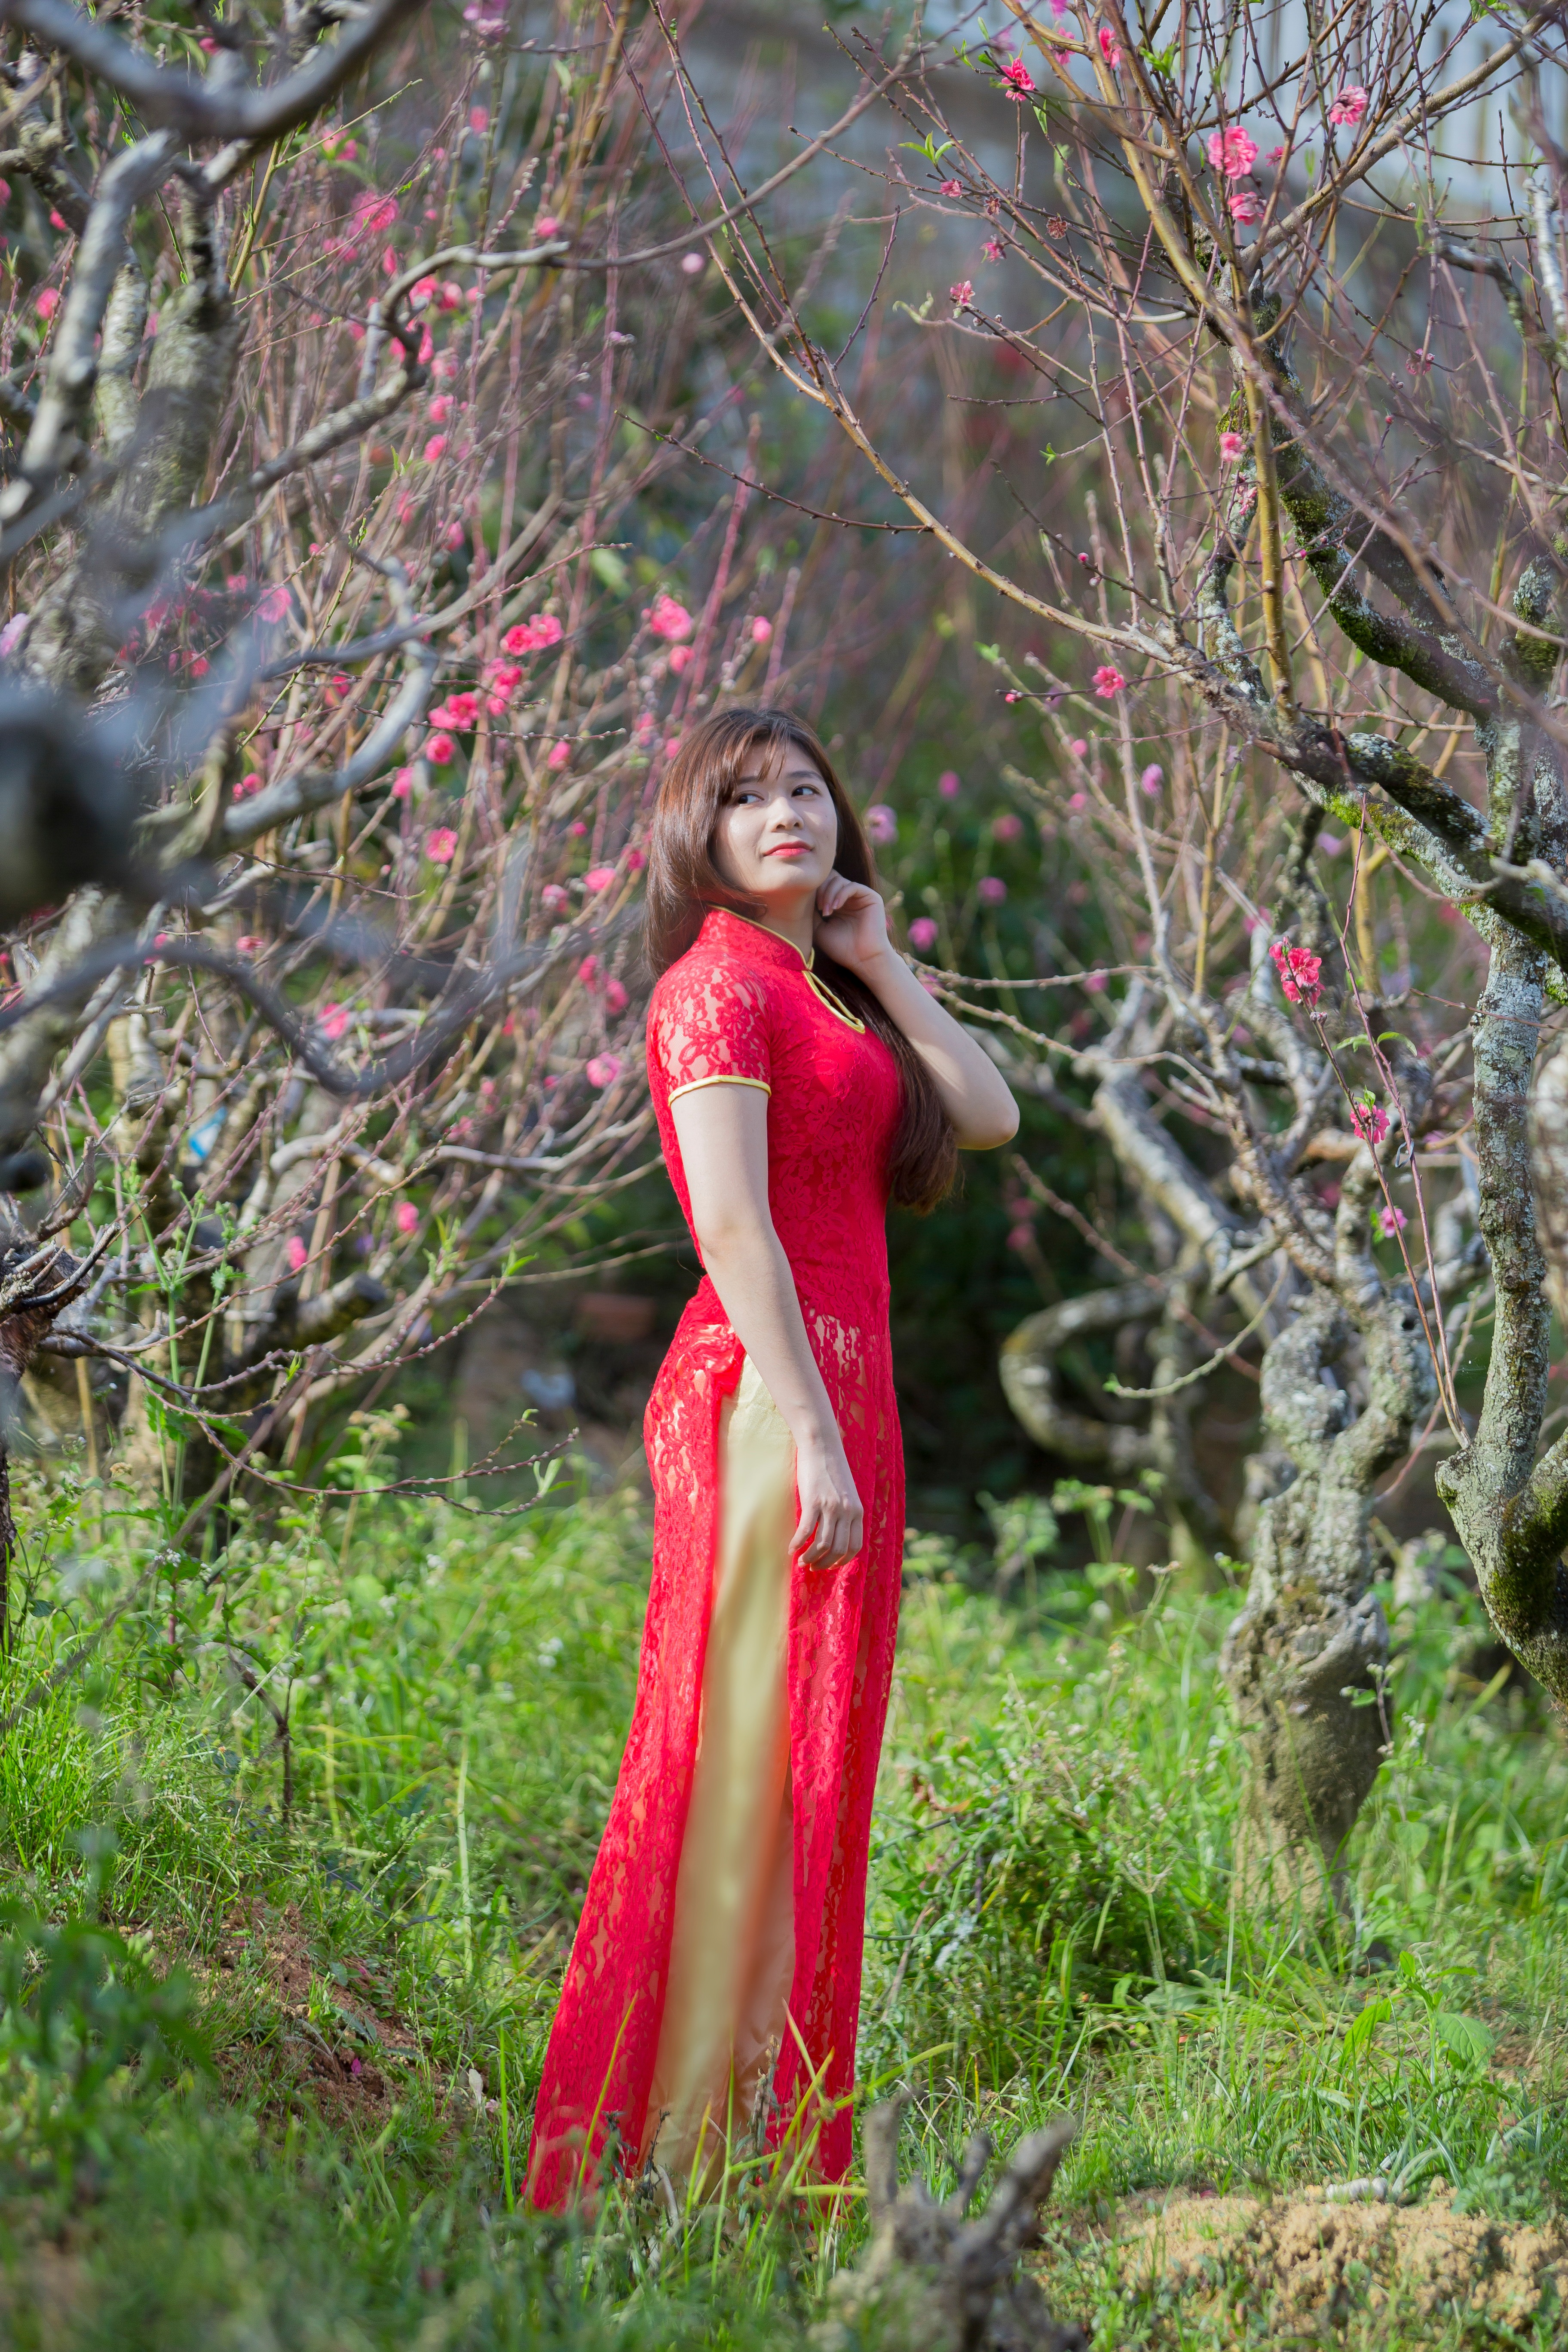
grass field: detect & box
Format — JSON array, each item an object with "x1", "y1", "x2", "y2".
[{"x1": 0, "y1": 1440, "x2": 1565, "y2": 2346}]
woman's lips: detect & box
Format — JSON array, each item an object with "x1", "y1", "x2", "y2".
[{"x1": 763, "y1": 842, "x2": 812, "y2": 858}]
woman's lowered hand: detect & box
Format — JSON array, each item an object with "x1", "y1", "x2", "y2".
[{"x1": 792, "y1": 1428, "x2": 864, "y2": 1569}]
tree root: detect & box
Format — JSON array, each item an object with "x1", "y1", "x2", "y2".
[{"x1": 812, "y1": 2097, "x2": 1084, "y2": 2352}]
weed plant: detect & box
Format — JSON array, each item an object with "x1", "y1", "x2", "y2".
[{"x1": 0, "y1": 1451, "x2": 1564, "y2": 2342}]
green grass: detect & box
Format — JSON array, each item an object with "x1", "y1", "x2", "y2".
[{"x1": 0, "y1": 1449, "x2": 1565, "y2": 2344}]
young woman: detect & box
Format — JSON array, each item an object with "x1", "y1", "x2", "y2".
[{"x1": 526, "y1": 707, "x2": 1018, "y2": 2208}]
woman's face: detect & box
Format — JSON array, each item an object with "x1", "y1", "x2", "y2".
[{"x1": 711, "y1": 743, "x2": 839, "y2": 910}]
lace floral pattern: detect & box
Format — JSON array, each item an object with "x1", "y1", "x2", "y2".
[{"x1": 526, "y1": 910, "x2": 905, "y2": 2206}]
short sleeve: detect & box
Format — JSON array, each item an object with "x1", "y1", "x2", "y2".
[{"x1": 648, "y1": 955, "x2": 772, "y2": 1102}]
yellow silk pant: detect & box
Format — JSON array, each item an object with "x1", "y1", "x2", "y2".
[{"x1": 643, "y1": 1357, "x2": 796, "y2": 2193}]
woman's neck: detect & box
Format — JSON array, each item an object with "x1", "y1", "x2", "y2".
[{"x1": 744, "y1": 893, "x2": 816, "y2": 961}]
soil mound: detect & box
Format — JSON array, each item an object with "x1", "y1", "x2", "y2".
[{"x1": 1121, "y1": 2190, "x2": 1568, "y2": 2330}]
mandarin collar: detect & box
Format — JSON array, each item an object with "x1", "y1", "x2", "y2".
[{"x1": 699, "y1": 905, "x2": 816, "y2": 973}]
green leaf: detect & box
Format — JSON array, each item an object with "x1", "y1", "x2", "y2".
[
  {"x1": 1340, "y1": 1995, "x2": 1392, "y2": 2063},
  {"x1": 590, "y1": 547, "x2": 628, "y2": 594},
  {"x1": 1436, "y1": 2010, "x2": 1494, "y2": 2068}
]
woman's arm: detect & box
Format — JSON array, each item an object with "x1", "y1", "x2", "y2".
[
  {"x1": 815, "y1": 876, "x2": 1020, "y2": 1148},
  {"x1": 670, "y1": 1081, "x2": 863, "y2": 1568}
]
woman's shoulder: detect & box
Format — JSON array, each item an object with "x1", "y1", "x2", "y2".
[{"x1": 647, "y1": 925, "x2": 778, "y2": 1026}]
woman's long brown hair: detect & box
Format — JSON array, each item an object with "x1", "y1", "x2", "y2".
[{"x1": 645, "y1": 706, "x2": 958, "y2": 1213}]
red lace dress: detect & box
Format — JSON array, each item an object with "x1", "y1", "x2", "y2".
[{"x1": 526, "y1": 907, "x2": 905, "y2": 2206}]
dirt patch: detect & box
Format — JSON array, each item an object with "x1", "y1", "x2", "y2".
[
  {"x1": 204, "y1": 1899, "x2": 430, "y2": 2129},
  {"x1": 1120, "y1": 2190, "x2": 1568, "y2": 2331}
]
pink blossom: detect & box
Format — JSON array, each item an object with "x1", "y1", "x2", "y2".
[
  {"x1": 1378, "y1": 1203, "x2": 1408, "y2": 1238},
  {"x1": 1140, "y1": 763, "x2": 1164, "y2": 794},
  {"x1": 908, "y1": 916, "x2": 940, "y2": 952},
  {"x1": 1098, "y1": 26, "x2": 1121, "y2": 65},
  {"x1": 577, "y1": 954, "x2": 600, "y2": 990},
  {"x1": 1207, "y1": 127, "x2": 1258, "y2": 178},
  {"x1": 585, "y1": 1053, "x2": 622, "y2": 1088},
  {"x1": 503, "y1": 614, "x2": 563, "y2": 655},
  {"x1": 319, "y1": 1002, "x2": 352, "y2": 1041},
  {"x1": 410, "y1": 276, "x2": 437, "y2": 310},
  {"x1": 1270, "y1": 939, "x2": 1323, "y2": 1008},
  {"x1": 569, "y1": 821, "x2": 588, "y2": 838},
  {"x1": 750, "y1": 616, "x2": 772, "y2": 644},
  {"x1": 1001, "y1": 55, "x2": 1035, "y2": 97},
  {"x1": 49, "y1": 206, "x2": 68, "y2": 226},
  {"x1": 392, "y1": 768, "x2": 413, "y2": 799},
  {"x1": 680, "y1": 251, "x2": 704, "y2": 276},
  {"x1": 982, "y1": 237, "x2": 1005, "y2": 262},
  {"x1": 1006, "y1": 1223, "x2": 1034, "y2": 1253},
  {"x1": 542, "y1": 883, "x2": 570, "y2": 912},
  {"x1": 258, "y1": 585, "x2": 291, "y2": 623},
  {"x1": 1220, "y1": 429, "x2": 1246, "y2": 460},
  {"x1": 1267, "y1": 145, "x2": 1286, "y2": 166},
  {"x1": 1327, "y1": 85, "x2": 1369, "y2": 129},
  {"x1": 438, "y1": 282, "x2": 464, "y2": 311},
  {"x1": 664, "y1": 740, "x2": 681, "y2": 758},
  {"x1": 1070, "y1": 738, "x2": 1088, "y2": 758},
  {"x1": 547, "y1": 740, "x2": 571, "y2": 770},
  {"x1": 938, "y1": 770, "x2": 961, "y2": 799},
  {"x1": 605, "y1": 977, "x2": 629, "y2": 1014},
  {"x1": 1350, "y1": 1097, "x2": 1390, "y2": 1145},
  {"x1": 939, "y1": 178, "x2": 962, "y2": 197},
  {"x1": 424, "y1": 732, "x2": 455, "y2": 766},
  {"x1": 626, "y1": 847, "x2": 646, "y2": 871},
  {"x1": 469, "y1": 105, "x2": 489, "y2": 135},
  {"x1": 584, "y1": 865, "x2": 616, "y2": 892},
  {"x1": 993, "y1": 812, "x2": 1024, "y2": 842},
  {"x1": 1320, "y1": 833, "x2": 1344, "y2": 857},
  {"x1": 285, "y1": 1237, "x2": 309, "y2": 1274},
  {"x1": 668, "y1": 643, "x2": 694, "y2": 673},
  {"x1": 431, "y1": 691, "x2": 480, "y2": 730},
  {"x1": 978, "y1": 876, "x2": 1008, "y2": 905},
  {"x1": 429, "y1": 394, "x2": 453, "y2": 424},
  {"x1": 1092, "y1": 665, "x2": 1125, "y2": 698},
  {"x1": 1229, "y1": 190, "x2": 1263, "y2": 227},
  {"x1": 395, "y1": 1200, "x2": 420, "y2": 1236},
  {"x1": 949, "y1": 279, "x2": 974, "y2": 308},
  {"x1": 423, "y1": 434, "x2": 448, "y2": 463},
  {"x1": 232, "y1": 771, "x2": 263, "y2": 801},
  {"x1": 236, "y1": 935, "x2": 263, "y2": 955},
  {"x1": 426, "y1": 826, "x2": 458, "y2": 864},
  {"x1": 1084, "y1": 970, "x2": 1107, "y2": 993},
  {"x1": 34, "y1": 287, "x2": 60, "y2": 321},
  {"x1": 645, "y1": 593, "x2": 693, "y2": 641},
  {"x1": 865, "y1": 804, "x2": 897, "y2": 845}
]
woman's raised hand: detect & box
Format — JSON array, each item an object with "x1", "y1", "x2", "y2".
[
  {"x1": 813, "y1": 872, "x2": 892, "y2": 977},
  {"x1": 792, "y1": 1429, "x2": 865, "y2": 1569}
]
